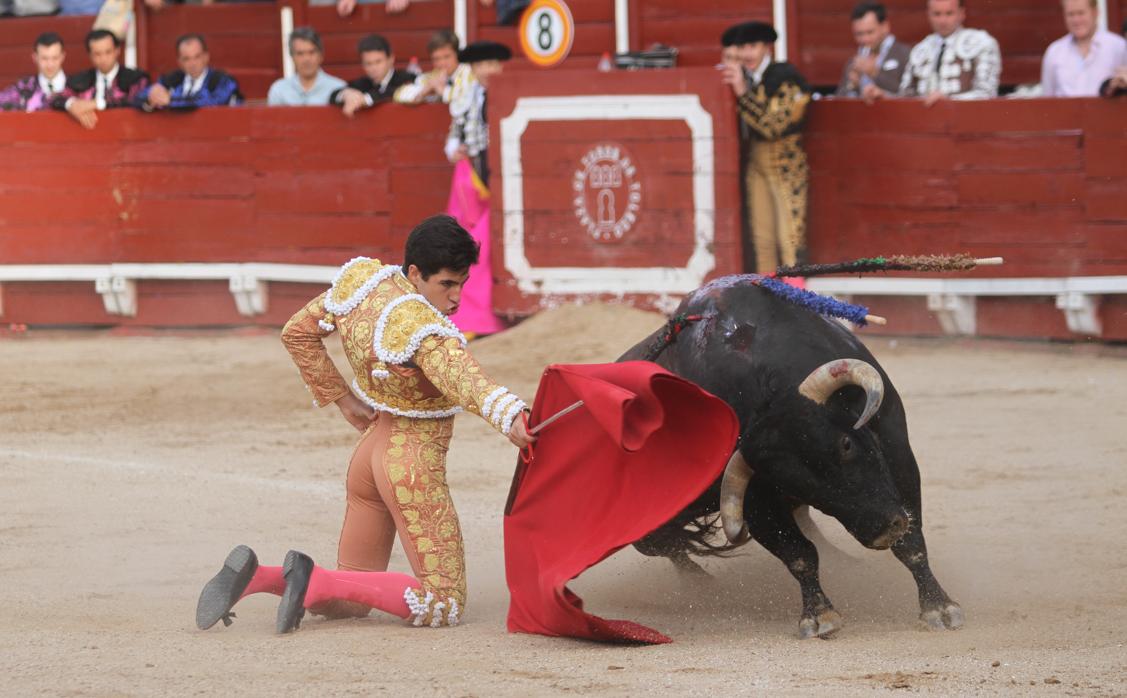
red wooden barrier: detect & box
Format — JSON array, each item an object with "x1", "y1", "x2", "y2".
[
  {"x1": 486, "y1": 68, "x2": 743, "y2": 316},
  {"x1": 805, "y1": 97, "x2": 1127, "y2": 339},
  {"x1": 0, "y1": 105, "x2": 452, "y2": 326},
  {"x1": 637, "y1": 0, "x2": 769, "y2": 69}
]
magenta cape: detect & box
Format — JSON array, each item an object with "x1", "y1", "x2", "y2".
[
  {"x1": 504, "y1": 361, "x2": 739, "y2": 644},
  {"x1": 446, "y1": 159, "x2": 504, "y2": 335}
]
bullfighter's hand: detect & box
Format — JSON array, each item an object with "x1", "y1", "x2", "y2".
[
  {"x1": 507, "y1": 411, "x2": 537, "y2": 449},
  {"x1": 335, "y1": 393, "x2": 377, "y2": 432},
  {"x1": 721, "y1": 64, "x2": 747, "y2": 97},
  {"x1": 340, "y1": 89, "x2": 367, "y2": 117},
  {"x1": 386, "y1": 0, "x2": 409, "y2": 12},
  {"x1": 67, "y1": 99, "x2": 98, "y2": 129},
  {"x1": 336, "y1": 0, "x2": 356, "y2": 17},
  {"x1": 147, "y1": 84, "x2": 172, "y2": 108}
]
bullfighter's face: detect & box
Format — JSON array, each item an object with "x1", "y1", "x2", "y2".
[
  {"x1": 33, "y1": 41, "x2": 65, "y2": 80},
  {"x1": 407, "y1": 265, "x2": 469, "y2": 316}
]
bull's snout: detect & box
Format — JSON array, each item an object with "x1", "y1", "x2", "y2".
[{"x1": 869, "y1": 512, "x2": 910, "y2": 550}]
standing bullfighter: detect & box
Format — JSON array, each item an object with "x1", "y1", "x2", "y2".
[{"x1": 720, "y1": 21, "x2": 812, "y2": 275}]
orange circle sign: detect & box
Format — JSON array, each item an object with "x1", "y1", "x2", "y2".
[{"x1": 518, "y1": 0, "x2": 575, "y2": 68}]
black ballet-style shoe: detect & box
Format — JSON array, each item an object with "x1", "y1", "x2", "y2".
[
  {"x1": 276, "y1": 550, "x2": 314, "y2": 634},
  {"x1": 195, "y1": 545, "x2": 258, "y2": 630}
]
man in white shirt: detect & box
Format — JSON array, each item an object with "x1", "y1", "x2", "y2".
[
  {"x1": 267, "y1": 27, "x2": 346, "y2": 107},
  {"x1": 0, "y1": 32, "x2": 67, "y2": 112},
  {"x1": 1041, "y1": 0, "x2": 1127, "y2": 97},
  {"x1": 900, "y1": 0, "x2": 1001, "y2": 105}
]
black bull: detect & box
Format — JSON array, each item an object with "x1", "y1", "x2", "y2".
[{"x1": 617, "y1": 277, "x2": 963, "y2": 638}]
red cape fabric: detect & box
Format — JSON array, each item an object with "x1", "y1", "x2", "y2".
[{"x1": 503, "y1": 361, "x2": 739, "y2": 644}]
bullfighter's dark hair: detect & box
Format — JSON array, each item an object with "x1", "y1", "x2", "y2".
[
  {"x1": 851, "y1": 1, "x2": 888, "y2": 22},
  {"x1": 176, "y1": 33, "x2": 209, "y2": 53},
  {"x1": 403, "y1": 215, "x2": 480, "y2": 279},
  {"x1": 85, "y1": 29, "x2": 121, "y2": 51},
  {"x1": 34, "y1": 32, "x2": 64, "y2": 50},
  {"x1": 358, "y1": 33, "x2": 392, "y2": 57}
]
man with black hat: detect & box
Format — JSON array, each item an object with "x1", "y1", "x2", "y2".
[
  {"x1": 444, "y1": 40, "x2": 512, "y2": 185},
  {"x1": 720, "y1": 21, "x2": 811, "y2": 276}
]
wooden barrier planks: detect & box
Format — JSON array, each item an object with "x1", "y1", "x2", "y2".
[{"x1": 804, "y1": 98, "x2": 1127, "y2": 280}]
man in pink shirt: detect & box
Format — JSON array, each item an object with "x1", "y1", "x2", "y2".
[{"x1": 1041, "y1": 0, "x2": 1126, "y2": 96}]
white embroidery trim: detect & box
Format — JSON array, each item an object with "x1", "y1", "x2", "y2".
[
  {"x1": 351, "y1": 379, "x2": 463, "y2": 419},
  {"x1": 317, "y1": 319, "x2": 336, "y2": 332},
  {"x1": 372, "y1": 293, "x2": 466, "y2": 365},
  {"x1": 371, "y1": 368, "x2": 390, "y2": 379},
  {"x1": 447, "y1": 598, "x2": 460, "y2": 626},
  {"x1": 481, "y1": 387, "x2": 508, "y2": 419},
  {"x1": 501, "y1": 399, "x2": 527, "y2": 436},
  {"x1": 322, "y1": 258, "x2": 402, "y2": 317},
  {"x1": 491, "y1": 393, "x2": 519, "y2": 428}
]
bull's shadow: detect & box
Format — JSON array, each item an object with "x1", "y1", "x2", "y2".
[{"x1": 618, "y1": 277, "x2": 963, "y2": 639}]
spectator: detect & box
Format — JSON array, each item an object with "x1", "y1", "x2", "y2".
[
  {"x1": 54, "y1": 29, "x2": 150, "y2": 130},
  {"x1": 1041, "y1": 0, "x2": 1126, "y2": 97},
  {"x1": 329, "y1": 34, "x2": 413, "y2": 117},
  {"x1": 267, "y1": 27, "x2": 345, "y2": 106},
  {"x1": 445, "y1": 40, "x2": 510, "y2": 185},
  {"x1": 142, "y1": 33, "x2": 243, "y2": 110},
  {"x1": 720, "y1": 21, "x2": 811, "y2": 276},
  {"x1": 1, "y1": 0, "x2": 59, "y2": 16},
  {"x1": 0, "y1": 33, "x2": 66, "y2": 113},
  {"x1": 901, "y1": 0, "x2": 1001, "y2": 105},
  {"x1": 395, "y1": 29, "x2": 461, "y2": 104},
  {"x1": 836, "y1": 2, "x2": 911, "y2": 102}
]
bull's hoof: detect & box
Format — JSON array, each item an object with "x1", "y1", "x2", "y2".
[
  {"x1": 919, "y1": 602, "x2": 964, "y2": 631},
  {"x1": 798, "y1": 608, "x2": 843, "y2": 639}
]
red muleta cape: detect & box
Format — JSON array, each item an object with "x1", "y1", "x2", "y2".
[{"x1": 503, "y1": 361, "x2": 739, "y2": 644}]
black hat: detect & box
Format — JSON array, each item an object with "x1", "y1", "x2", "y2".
[
  {"x1": 458, "y1": 40, "x2": 513, "y2": 64},
  {"x1": 721, "y1": 21, "x2": 778, "y2": 47}
]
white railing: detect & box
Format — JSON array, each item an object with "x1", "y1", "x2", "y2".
[{"x1": 807, "y1": 275, "x2": 1127, "y2": 337}]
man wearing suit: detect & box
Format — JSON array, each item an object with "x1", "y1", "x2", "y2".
[
  {"x1": 330, "y1": 34, "x2": 415, "y2": 118},
  {"x1": 141, "y1": 33, "x2": 243, "y2": 110},
  {"x1": 53, "y1": 29, "x2": 150, "y2": 129},
  {"x1": 836, "y1": 2, "x2": 911, "y2": 102},
  {"x1": 0, "y1": 32, "x2": 67, "y2": 113}
]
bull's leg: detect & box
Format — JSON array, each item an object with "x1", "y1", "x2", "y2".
[
  {"x1": 890, "y1": 519, "x2": 964, "y2": 630},
  {"x1": 633, "y1": 523, "x2": 712, "y2": 579},
  {"x1": 746, "y1": 489, "x2": 842, "y2": 639}
]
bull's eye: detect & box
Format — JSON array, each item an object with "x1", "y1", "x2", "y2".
[{"x1": 839, "y1": 436, "x2": 853, "y2": 459}]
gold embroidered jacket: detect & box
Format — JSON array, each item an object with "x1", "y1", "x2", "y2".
[
  {"x1": 281, "y1": 257, "x2": 526, "y2": 434},
  {"x1": 737, "y1": 61, "x2": 811, "y2": 142}
]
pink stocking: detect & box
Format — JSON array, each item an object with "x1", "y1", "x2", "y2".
[
  {"x1": 303, "y1": 566, "x2": 418, "y2": 619},
  {"x1": 238, "y1": 565, "x2": 285, "y2": 599}
]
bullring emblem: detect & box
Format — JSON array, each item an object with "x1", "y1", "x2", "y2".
[{"x1": 572, "y1": 143, "x2": 642, "y2": 243}]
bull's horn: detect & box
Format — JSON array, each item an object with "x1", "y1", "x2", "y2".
[
  {"x1": 797, "y1": 358, "x2": 885, "y2": 430},
  {"x1": 719, "y1": 449, "x2": 753, "y2": 544}
]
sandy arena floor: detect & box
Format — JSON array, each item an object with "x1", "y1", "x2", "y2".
[{"x1": 2, "y1": 304, "x2": 1126, "y2": 696}]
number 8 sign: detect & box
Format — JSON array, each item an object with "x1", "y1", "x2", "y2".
[{"x1": 518, "y1": 0, "x2": 575, "y2": 68}]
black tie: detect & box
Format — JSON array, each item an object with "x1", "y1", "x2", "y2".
[{"x1": 935, "y1": 40, "x2": 947, "y2": 75}]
